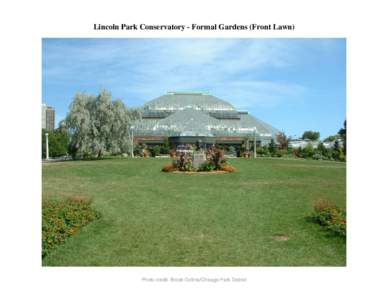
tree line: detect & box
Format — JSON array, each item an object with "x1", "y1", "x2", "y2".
[{"x1": 270, "y1": 121, "x2": 346, "y2": 161}]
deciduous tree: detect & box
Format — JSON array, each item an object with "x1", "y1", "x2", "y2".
[
  {"x1": 302, "y1": 130, "x2": 320, "y2": 141},
  {"x1": 42, "y1": 128, "x2": 69, "y2": 158},
  {"x1": 65, "y1": 90, "x2": 141, "y2": 159},
  {"x1": 276, "y1": 132, "x2": 290, "y2": 150}
]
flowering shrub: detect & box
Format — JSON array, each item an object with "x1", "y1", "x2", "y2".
[
  {"x1": 173, "y1": 152, "x2": 193, "y2": 171},
  {"x1": 206, "y1": 146, "x2": 226, "y2": 170},
  {"x1": 310, "y1": 199, "x2": 346, "y2": 237},
  {"x1": 42, "y1": 196, "x2": 101, "y2": 258},
  {"x1": 162, "y1": 164, "x2": 176, "y2": 172},
  {"x1": 221, "y1": 164, "x2": 236, "y2": 173},
  {"x1": 169, "y1": 149, "x2": 177, "y2": 158}
]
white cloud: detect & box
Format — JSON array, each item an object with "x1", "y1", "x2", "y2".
[{"x1": 43, "y1": 38, "x2": 306, "y2": 108}]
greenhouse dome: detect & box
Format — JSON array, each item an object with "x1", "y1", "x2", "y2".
[
  {"x1": 144, "y1": 91, "x2": 236, "y2": 112},
  {"x1": 133, "y1": 92, "x2": 279, "y2": 146}
]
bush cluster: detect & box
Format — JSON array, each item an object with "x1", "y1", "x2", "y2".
[
  {"x1": 310, "y1": 199, "x2": 346, "y2": 237},
  {"x1": 42, "y1": 196, "x2": 101, "y2": 258},
  {"x1": 255, "y1": 145, "x2": 291, "y2": 158},
  {"x1": 253, "y1": 139, "x2": 345, "y2": 162},
  {"x1": 134, "y1": 142, "x2": 173, "y2": 157},
  {"x1": 295, "y1": 143, "x2": 346, "y2": 161},
  {"x1": 148, "y1": 145, "x2": 161, "y2": 157}
]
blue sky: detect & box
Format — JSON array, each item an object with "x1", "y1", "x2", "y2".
[{"x1": 42, "y1": 38, "x2": 346, "y2": 138}]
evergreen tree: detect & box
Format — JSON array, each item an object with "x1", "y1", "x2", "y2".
[
  {"x1": 268, "y1": 139, "x2": 277, "y2": 155},
  {"x1": 42, "y1": 128, "x2": 69, "y2": 158},
  {"x1": 338, "y1": 120, "x2": 346, "y2": 154}
]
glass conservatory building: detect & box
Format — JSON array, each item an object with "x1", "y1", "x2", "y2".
[{"x1": 133, "y1": 92, "x2": 279, "y2": 146}]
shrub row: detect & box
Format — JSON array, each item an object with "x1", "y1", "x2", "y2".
[
  {"x1": 42, "y1": 196, "x2": 101, "y2": 258},
  {"x1": 134, "y1": 143, "x2": 172, "y2": 157},
  {"x1": 293, "y1": 143, "x2": 345, "y2": 161},
  {"x1": 253, "y1": 143, "x2": 346, "y2": 162}
]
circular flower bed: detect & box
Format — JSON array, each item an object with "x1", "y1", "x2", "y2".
[{"x1": 162, "y1": 146, "x2": 236, "y2": 173}]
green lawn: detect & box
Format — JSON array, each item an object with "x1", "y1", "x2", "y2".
[{"x1": 42, "y1": 157, "x2": 346, "y2": 266}]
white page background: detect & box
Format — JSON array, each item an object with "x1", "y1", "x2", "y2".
[{"x1": 1, "y1": 0, "x2": 387, "y2": 299}]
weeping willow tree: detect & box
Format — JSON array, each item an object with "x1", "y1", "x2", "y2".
[{"x1": 66, "y1": 90, "x2": 142, "y2": 159}]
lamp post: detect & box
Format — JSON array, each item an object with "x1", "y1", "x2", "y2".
[
  {"x1": 253, "y1": 129, "x2": 257, "y2": 159},
  {"x1": 130, "y1": 126, "x2": 134, "y2": 158},
  {"x1": 45, "y1": 132, "x2": 49, "y2": 160}
]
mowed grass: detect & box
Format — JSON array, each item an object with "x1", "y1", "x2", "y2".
[{"x1": 42, "y1": 157, "x2": 346, "y2": 266}]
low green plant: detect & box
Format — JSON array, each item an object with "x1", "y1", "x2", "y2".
[
  {"x1": 256, "y1": 146, "x2": 270, "y2": 157},
  {"x1": 42, "y1": 196, "x2": 101, "y2": 258},
  {"x1": 198, "y1": 161, "x2": 216, "y2": 171}
]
